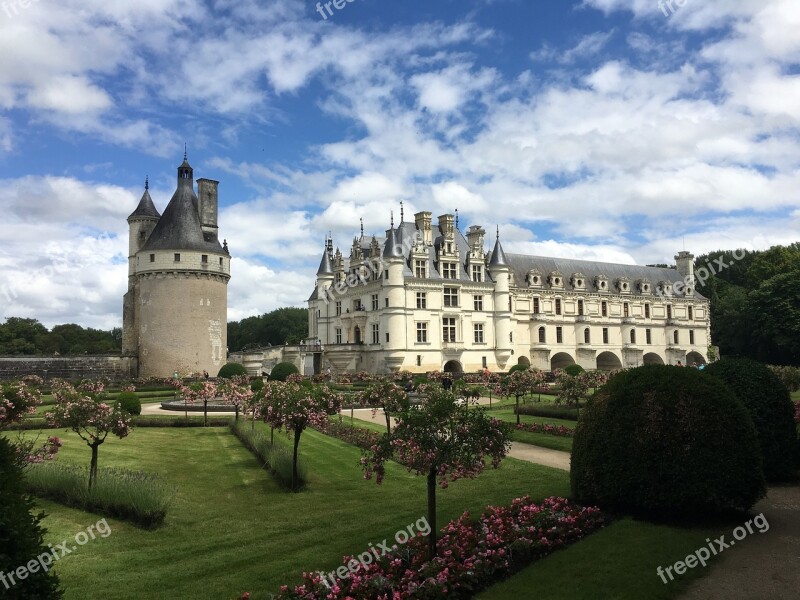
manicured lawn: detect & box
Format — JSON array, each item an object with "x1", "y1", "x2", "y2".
[
  {"x1": 21, "y1": 424, "x2": 571, "y2": 600},
  {"x1": 479, "y1": 518, "x2": 726, "y2": 600},
  {"x1": 487, "y1": 409, "x2": 575, "y2": 452}
]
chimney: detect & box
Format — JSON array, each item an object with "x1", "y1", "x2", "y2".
[
  {"x1": 466, "y1": 225, "x2": 486, "y2": 253},
  {"x1": 438, "y1": 214, "x2": 455, "y2": 238},
  {"x1": 414, "y1": 211, "x2": 432, "y2": 246},
  {"x1": 197, "y1": 178, "x2": 219, "y2": 240},
  {"x1": 675, "y1": 250, "x2": 695, "y2": 284}
]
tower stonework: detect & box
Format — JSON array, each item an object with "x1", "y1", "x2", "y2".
[{"x1": 122, "y1": 155, "x2": 231, "y2": 378}]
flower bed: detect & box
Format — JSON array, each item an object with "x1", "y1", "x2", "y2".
[
  {"x1": 322, "y1": 420, "x2": 381, "y2": 450},
  {"x1": 244, "y1": 496, "x2": 604, "y2": 599},
  {"x1": 515, "y1": 422, "x2": 575, "y2": 437}
]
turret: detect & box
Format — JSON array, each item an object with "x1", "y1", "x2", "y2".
[
  {"x1": 127, "y1": 177, "x2": 161, "y2": 277},
  {"x1": 488, "y1": 227, "x2": 512, "y2": 368},
  {"x1": 382, "y1": 215, "x2": 407, "y2": 369}
]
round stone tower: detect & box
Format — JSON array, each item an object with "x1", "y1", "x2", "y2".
[{"x1": 122, "y1": 153, "x2": 231, "y2": 378}]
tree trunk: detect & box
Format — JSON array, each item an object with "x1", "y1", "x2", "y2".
[
  {"x1": 270, "y1": 426, "x2": 274, "y2": 445},
  {"x1": 515, "y1": 395, "x2": 521, "y2": 425},
  {"x1": 384, "y1": 408, "x2": 392, "y2": 436},
  {"x1": 89, "y1": 442, "x2": 99, "y2": 492},
  {"x1": 427, "y1": 467, "x2": 437, "y2": 558},
  {"x1": 252, "y1": 407, "x2": 256, "y2": 430},
  {"x1": 235, "y1": 405, "x2": 239, "y2": 422},
  {"x1": 204, "y1": 399, "x2": 208, "y2": 427},
  {"x1": 292, "y1": 428, "x2": 302, "y2": 492}
]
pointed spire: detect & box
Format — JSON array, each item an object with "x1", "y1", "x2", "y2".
[
  {"x1": 317, "y1": 240, "x2": 334, "y2": 276},
  {"x1": 184, "y1": 143, "x2": 188, "y2": 162},
  {"x1": 383, "y1": 223, "x2": 404, "y2": 259},
  {"x1": 400, "y1": 201, "x2": 404, "y2": 223},
  {"x1": 390, "y1": 211, "x2": 394, "y2": 228},
  {"x1": 145, "y1": 175, "x2": 149, "y2": 191},
  {"x1": 360, "y1": 217, "x2": 364, "y2": 239},
  {"x1": 489, "y1": 226, "x2": 509, "y2": 268},
  {"x1": 128, "y1": 176, "x2": 161, "y2": 221},
  {"x1": 455, "y1": 208, "x2": 459, "y2": 231}
]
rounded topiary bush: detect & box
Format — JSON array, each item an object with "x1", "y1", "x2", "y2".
[
  {"x1": 116, "y1": 391, "x2": 141, "y2": 415},
  {"x1": 250, "y1": 377, "x2": 264, "y2": 393},
  {"x1": 704, "y1": 358, "x2": 797, "y2": 482},
  {"x1": 508, "y1": 364, "x2": 529, "y2": 374},
  {"x1": 571, "y1": 364, "x2": 765, "y2": 518},
  {"x1": 564, "y1": 364, "x2": 585, "y2": 377},
  {"x1": 270, "y1": 362, "x2": 300, "y2": 382},
  {"x1": 218, "y1": 363, "x2": 248, "y2": 379}
]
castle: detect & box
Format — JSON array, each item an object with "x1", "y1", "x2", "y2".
[
  {"x1": 122, "y1": 154, "x2": 231, "y2": 379},
  {"x1": 307, "y1": 211, "x2": 710, "y2": 374}
]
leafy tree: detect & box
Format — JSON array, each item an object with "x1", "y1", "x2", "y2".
[
  {"x1": 361, "y1": 387, "x2": 511, "y2": 557},
  {"x1": 227, "y1": 307, "x2": 309, "y2": 352},
  {"x1": 219, "y1": 375, "x2": 253, "y2": 422},
  {"x1": 46, "y1": 381, "x2": 131, "y2": 490},
  {"x1": 495, "y1": 369, "x2": 537, "y2": 424},
  {"x1": 747, "y1": 268, "x2": 800, "y2": 365},
  {"x1": 182, "y1": 381, "x2": 218, "y2": 427},
  {"x1": 359, "y1": 379, "x2": 409, "y2": 435}
]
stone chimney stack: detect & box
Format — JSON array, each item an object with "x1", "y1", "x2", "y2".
[
  {"x1": 438, "y1": 214, "x2": 455, "y2": 238},
  {"x1": 415, "y1": 211, "x2": 433, "y2": 246},
  {"x1": 675, "y1": 250, "x2": 695, "y2": 283},
  {"x1": 197, "y1": 178, "x2": 219, "y2": 241},
  {"x1": 466, "y1": 225, "x2": 486, "y2": 252}
]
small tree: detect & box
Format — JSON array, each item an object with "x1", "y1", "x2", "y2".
[
  {"x1": 361, "y1": 387, "x2": 511, "y2": 557},
  {"x1": 263, "y1": 382, "x2": 340, "y2": 491},
  {"x1": 359, "y1": 379, "x2": 409, "y2": 435},
  {"x1": 46, "y1": 381, "x2": 131, "y2": 490},
  {"x1": 219, "y1": 375, "x2": 252, "y2": 422},
  {"x1": 495, "y1": 369, "x2": 536, "y2": 424},
  {"x1": 182, "y1": 380, "x2": 218, "y2": 426},
  {"x1": 1, "y1": 378, "x2": 61, "y2": 468},
  {"x1": 555, "y1": 371, "x2": 590, "y2": 409}
]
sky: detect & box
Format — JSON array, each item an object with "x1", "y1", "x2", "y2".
[{"x1": 0, "y1": 0, "x2": 798, "y2": 330}]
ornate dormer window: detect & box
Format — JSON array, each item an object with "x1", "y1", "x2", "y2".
[
  {"x1": 571, "y1": 273, "x2": 586, "y2": 290},
  {"x1": 527, "y1": 269, "x2": 543, "y2": 288},
  {"x1": 684, "y1": 283, "x2": 695, "y2": 297},
  {"x1": 595, "y1": 275, "x2": 609, "y2": 292},
  {"x1": 638, "y1": 279, "x2": 652, "y2": 295},
  {"x1": 616, "y1": 277, "x2": 631, "y2": 294},
  {"x1": 549, "y1": 271, "x2": 564, "y2": 288},
  {"x1": 658, "y1": 281, "x2": 673, "y2": 297}
]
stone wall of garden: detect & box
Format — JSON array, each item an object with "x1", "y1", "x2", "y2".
[{"x1": 0, "y1": 355, "x2": 137, "y2": 382}]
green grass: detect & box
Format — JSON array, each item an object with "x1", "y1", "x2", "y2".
[
  {"x1": 19, "y1": 425, "x2": 570, "y2": 599},
  {"x1": 487, "y1": 409, "x2": 575, "y2": 452},
  {"x1": 791, "y1": 390, "x2": 799, "y2": 402},
  {"x1": 479, "y1": 518, "x2": 726, "y2": 600}
]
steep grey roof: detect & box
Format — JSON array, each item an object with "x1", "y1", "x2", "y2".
[
  {"x1": 128, "y1": 188, "x2": 161, "y2": 221},
  {"x1": 488, "y1": 237, "x2": 509, "y2": 268},
  {"x1": 383, "y1": 227, "x2": 404, "y2": 258},
  {"x1": 504, "y1": 253, "x2": 703, "y2": 299},
  {"x1": 317, "y1": 248, "x2": 334, "y2": 275},
  {"x1": 141, "y1": 178, "x2": 225, "y2": 254}
]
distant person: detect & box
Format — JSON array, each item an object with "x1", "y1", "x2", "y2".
[
  {"x1": 203, "y1": 370, "x2": 209, "y2": 379},
  {"x1": 442, "y1": 376, "x2": 452, "y2": 391},
  {"x1": 326, "y1": 366, "x2": 332, "y2": 381}
]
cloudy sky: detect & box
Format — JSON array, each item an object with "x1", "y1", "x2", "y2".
[{"x1": 0, "y1": 0, "x2": 798, "y2": 329}]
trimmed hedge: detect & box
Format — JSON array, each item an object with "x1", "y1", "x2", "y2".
[
  {"x1": 230, "y1": 421, "x2": 307, "y2": 490},
  {"x1": 0, "y1": 437, "x2": 63, "y2": 599},
  {"x1": 564, "y1": 364, "x2": 585, "y2": 377},
  {"x1": 571, "y1": 364, "x2": 765, "y2": 518},
  {"x1": 116, "y1": 391, "x2": 142, "y2": 415},
  {"x1": 218, "y1": 363, "x2": 248, "y2": 379},
  {"x1": 705, "y1": 358, "x2": 797, "y2": 482},
  {"x1": 515, "y1": 403, "x2": 581, "y2": 421},
  {"x1": 270, "y1": 362, "x2": 300, "y2": 382}
]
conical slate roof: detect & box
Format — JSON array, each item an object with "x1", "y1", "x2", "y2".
[
  {"x1": 128, "y1": 181, "x2": 161, "y2": 221},
  {"x1": 488, "y1": 235, "x2": 509, "y2": 268},
  {"x1": 317, "y1": 247, "x2": 334, "y2": 275},
  {"x1": 383, "y1": 227, "x2": 404, "y2": 258}
]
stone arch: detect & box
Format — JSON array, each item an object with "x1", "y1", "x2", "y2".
[
  {"x1": 596, "y1": 351, "x2": 623, "y2": 371},
  {"x1": 686, "y1": 351, "x2": 706, "y2": 366},
  {"x1": 443, "y1": 360, "x2": 463, "y2": 374},
  {"x1": 517, "y1": 356, "x2": 531, "y2": 367},
  {"x1": 643, "y1": 352, "x2": 665, "y2": 365},
  {"x1": 550, "y1": 352, "x2": 575, "y2": 370}
]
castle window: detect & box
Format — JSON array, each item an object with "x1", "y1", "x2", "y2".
[
  {"x1": 538, "y1": 327, "x2": 546, "y2": 343},
  {"x1": 601, "y1": 301, "x2": 608, "y2": 317},
  {"x1": 335, "y1": 328, "x2": 342, "y2": 344},
  {"x1": 474, "y1": 323, "x2": 484, "y2": 344},
  {"x1": 471, "y1": 265, "x2": 483, "y2": 282},
  {"x1": 416, "y1": 292, "x2": 427, "y2": 309},
  {"x1": 371, "y1": 294, "x2": 379, "y2": 311},
  {"x1": 385, "y1": 298, "x2": 389, "y2": 308},
  {"x1": 473, "y1": 295, "x2": 483, "y2": 311},
  {"x1": 584, "y1": 328, "x2": 590, "y2": 344},
  {"x1": 646, "y1": 329, "x2": 652, "y2": 344},
  {"x1": 442, "y1": 318, "x2": 457, "y2": 343},
  {"x1": 150, "y1": 254, "x2": 155, "y2": 263},
  {"x1": 689, "y1": 330, "x2": 695, "y2": 345},
  {"x1": 555, "y1": 299, "x2": 562, "y2": 315},
  {"x1": 482, "y1": 356, "x2": 488, "y2": 369},
  {"x1": 688, "y1": 306, "x2": 694, "y2": 320},
  {"x1": 645, "y1": 303, "x2": 651, "y2": 318},
  {"x1": 335, "y1": 301, "x2": 342, "y2": 316},
  {"x1": 630, "y1": 329, "x2": 636, "y2": 344},
  {"x1": 603, "y1": 328, "x2": 609, "y2": 344},
  {"x1": 416, "y1": 322, "x2": 428, "y2": 343},
  {"x1": 577, "y1": 300, "x2": 584, "y2": 316},
  {"x1": 139, "y1": 231, "x2": 146, "y2": 241},
  {"x1": 219, "y1": 258, "x2": 223, "y2": 266},
  {"x1": 624, "y1": 303, "x2": 629, "y2": 317},
  {"x1": 673, "y1": 330, "x2": 679, "y2": 344},
  {"x1": 386, "y1": 332, "x2": 390, "y2": 343},
  {"x1": 442, "y1": 262, "x2": 457, "y2": 279},
  {"x1": 556, "y1": 326, "x2": 563, "y2": 344},
  {"x1": 372, "y1": 324, "x2": 380, "y2": 345},
  {"x1": 174, "y1": 253, "x2": 181, "y2": 262},
  {"x1": 443, "y1": 287, "x2": 459, "y2": 308},
  {"x1": 414, "y1": 260, "x2": 427, "y2": 278},
  {"x1": 417, "y1": 355, "x2": 422, "y2": 367},
  {"x1": 667, "y1": 305, "x2": 673, "y2": 319},
  {"x1": 202, "y1": 255, "x2": 208, "y2": 264}
]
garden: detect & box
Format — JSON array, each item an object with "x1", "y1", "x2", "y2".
[{"x1": 0, "y1": 359, "x2": 798, "y2": 599}]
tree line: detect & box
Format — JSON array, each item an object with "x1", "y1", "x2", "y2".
[
  {"x1": 227, "y1": 307, "x2": 308, "y2": 352},
  {"x1": 0, "y1": 318, "x2": 121, "y2": 355}
]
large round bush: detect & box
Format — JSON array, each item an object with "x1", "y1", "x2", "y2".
[
  {"x1": 116, "y1": 391, "x2": 141, "y2": 415},
  {"x1": 704, "y1": 358, "x2": 797, "y2": 482},
  {"x1": 571, "y1": 364, "x2": 765, "y2": 518},
  {"x1": 508, "y1": 364, "x2": 528, "y2": 374},
  {"x1": 564, "y1": 364, "x2": 585, "y2": 377},
  {"x1": 218, "y1": 363, "x2": 248, "y2": 379},
  {"x1": 0, "y1": 437, "x2": 63, "y2": 599},
  {"x1": 270, "y1": 362, "x2": 300, "y2": 382}
]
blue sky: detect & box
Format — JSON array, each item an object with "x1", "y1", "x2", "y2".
[{"x1": 0, "y1": 0, "x2": 798, "y2": 329}]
